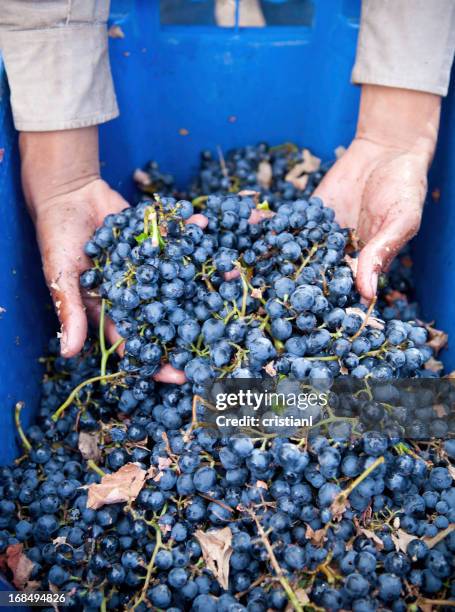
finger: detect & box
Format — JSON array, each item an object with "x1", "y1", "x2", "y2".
[
  {"x1": 153, "y1": 364, "x2": 187, "y2": 384},
  {"x1": 248, "y1": 209, "x2": 274, "y2": 224},
  {"x1": 356, "y1": 217, "x2": 419, "y2": 300},
  {"x1": 44, "y1": 264, "x2": 88, "y2": 357},
  {"x1": 224, "y1": 269, "x2": 240, "y2": 281},
  {"x1": 357, "y1": 150, "x2": 427, "y2": 243},
  {"x1": 185, "y1": 214, "x2": 208, "y2": 229}
]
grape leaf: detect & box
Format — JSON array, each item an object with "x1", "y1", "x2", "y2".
[
  {"x1": 195, "y1": 527, "x2": 233, "y2": 590},
  {"x1": 86, "y1": 463, "x2": 148, "y2": 510},
  {"x1": 78, "y1": 432, "x2": 101, "y2": 461},
  {"x1": 1, "y1": 544, "x2": 35, "y2": 589}
]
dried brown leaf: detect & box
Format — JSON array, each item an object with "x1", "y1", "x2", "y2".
[
  {"x1": 52, "y1": 536, "x2": 67, "y2": 546},
  {"x1": 385, "y1": 290, "x2": 408, "y2": 306},
  {"x1": 146, "y1": 466, "x2": 158, "y2": 480},
  {"x1": 86, "y1": 463, "x2": 147, "y2": 510},
  {"x1": 158, "y1": 457, "x2": 173, "y2": 471},
  {"x1": 424, "y1": 357, "x2": 444, "y2": 372},
  {"x1": 78, "y1": 432, "x2": 101, "y2": 461},
  {"x1": 5, "y1": 544, "x2": 35, "y2": 589},
  {"x1": 358, "y1": 528, "x2": 384, "y2": 551},
  {"x1": 301, "y1": 148, "x2": 321, "y2": 172},
  {"x1": 305, "y1": 524, "x2": 327, "y2": 546},
  {"x1": 432, "y1": 187, "x2": 441, "y2": 202},
  {"x1": 391, "y1": 529, "x2": 416, "y2": 553},
  {"x1": 345, "y1": 307, "x2": 385, "y2": 331},
  {"x1": 285, "y1": 162, "x2": 305, "y2": 181},
  {"x1": 425, "y1": 325, "x2": 448, "y2": 355},
  {"x1": 285, "y1": 161, "x2": 311, "y2": 190},
  {"x1": 330, "y1": 495, "x2": 350, "y2": 522},
  {"x1": 133, "y1": 168, "x2": 151, "y2": 186},
  {"x1": 433, "y1": 403, "x2": 448, "y2": 418},
  {"x1": 257, "y1": 161, "x2": 273, "y2": 189},
  {"x1": 264, "y1": 361, "x2": 277, "y2": 377},
  {"x1": 149, "y1": 457, "x2": 173, "y2": 483},
  {"x1": 238, "y1": 190, "x2": 260, "y2": 204},
  {"x1": 108, "y1": 25, "x2": 125, "y2": 38},
  {"x1": 293, "y1": 175, "x2": 309, "y2": 190},
  {"x1": 195, "y1": 527, "x2": 233, "y2": 590},
  {"x1": 423, "y1": 524, "x2": 455, "y2": 549}
]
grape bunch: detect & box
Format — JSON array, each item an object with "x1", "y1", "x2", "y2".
[
  {"x1": 134, "y1": 142, "x2": 421, "y2": 327},
  {"x1": 134, "y1": 142, "x2": 328, "y2": 204},
  {"x1": 189, "y1": 143, "x2": 327, "y2": 202},
  {"x1": 80, "y1": 191, "x2": 437, "y2": 398},
  {"x1": 0, "y1": 142, "x2": 453, "y2": 611},
  {"x1": 0, "y1": 338, "x2": 453, "y2": 611}
]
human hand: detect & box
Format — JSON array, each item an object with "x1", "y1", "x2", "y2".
[
  {"x1": 20, "y1": 128, "x2": 129, "y2": 357},
  {"x1": 313, "y1": 85, "x2": 441, "y2": 300},
  {"x1": 21, "y1": 127, "x2": 190, "y2": 385}
]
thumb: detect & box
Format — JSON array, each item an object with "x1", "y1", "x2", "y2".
[
  {"x1": 153, "y1": 364, "x2": 187, "y2": 385},
  {"x1": 356, "y1": 217, "x2": 417, "y2": 300},
  {"x1": 45, "y1": 262, "x2": 88, "y2": 357},
  {"x1": 106, "y1": 188, "x2": 130, "y2": 214},
  {"x1": 89, "y1": 180, "x2": 130, "y2": 222},
  {"x1": 185, "y1": 214, "x2": 208, "y2": 229}
]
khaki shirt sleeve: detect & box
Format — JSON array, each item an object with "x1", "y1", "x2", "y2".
[
  {"x1": 0, "y1": 0, "x2": 119, "y2": 131},
  {"x1": 352, "y1": 0, "x2": 455, "y2": 96}
]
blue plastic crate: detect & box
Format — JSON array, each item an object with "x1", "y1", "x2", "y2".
[{"x1": 0, "y1": 0, "x2": 453, "y2": 463}]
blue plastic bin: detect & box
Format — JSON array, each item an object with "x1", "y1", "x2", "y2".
[{"x1": 0, "y1": 0, "x2": 453, "y2": 464}]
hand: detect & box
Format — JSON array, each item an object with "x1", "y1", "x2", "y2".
[
  {"x1": 20, "y1": 127, "x2": 197, "y2": 385},
  {"x1": 20, "y1": 127, "x2": 129, "y2": 357},
  {"x1": 313, "y1": 85, "x2": 441, "y2": 300}
]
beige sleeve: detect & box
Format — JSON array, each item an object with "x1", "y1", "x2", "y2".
[
  {"x1": 0, "y1": 0, "x2": 119, "y2": 131},
  {"x1": 352, "y1": 0, "x2": 455, "y2": 96}
]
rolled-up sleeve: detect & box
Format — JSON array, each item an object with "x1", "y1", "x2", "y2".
[
  {"x1": 352, "y1": 0, "x2": 455, "y2": 96},
  {"x1": 0, "y1": 0, "x2": 119, "y2": 131}
]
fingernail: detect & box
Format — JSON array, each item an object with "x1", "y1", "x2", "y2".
[{"x1": 369, "y1": 272, "x2": 378, "y2": 297}]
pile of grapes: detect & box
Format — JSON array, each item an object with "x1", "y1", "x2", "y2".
[{"x1": 0, "y1": 143, "x2": 454, "y2": 611}]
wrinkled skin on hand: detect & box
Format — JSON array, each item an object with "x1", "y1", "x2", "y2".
[
  {"x1": 314, "y1": 85, "x2": 441, "y2": 300},
  {"x1": 21, "y1": 128, "x2": 186, "y2": 383},
  {"x1": 313, "y1": 138, "x2": 428, "y2": 299},
  {"x1": 33, "y1": 178, "x2": 128, "y2": 355}
]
